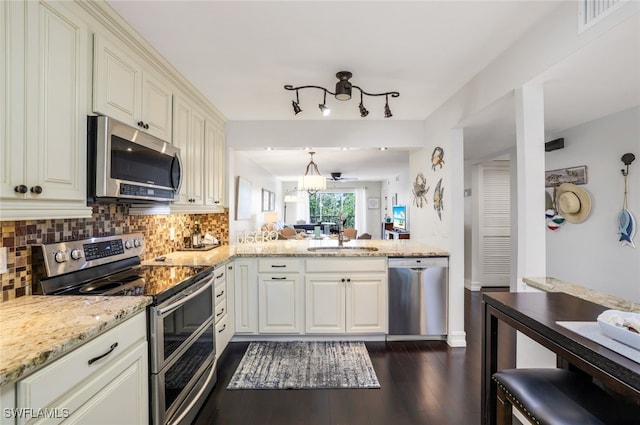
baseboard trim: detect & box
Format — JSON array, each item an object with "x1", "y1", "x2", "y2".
[
  {"x1": 231, "y1": 334, "x2": 386, "y2": 342},
  {"x1": 447, "y1": 331, "x2": 467, "y2": 347},
  {"x1": 465, "y1": 278, "x2": 482, "y2": 291}
]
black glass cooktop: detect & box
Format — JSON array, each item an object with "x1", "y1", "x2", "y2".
[{"x1": 54, "y1": 264, "x2": 209, "y2": 301}]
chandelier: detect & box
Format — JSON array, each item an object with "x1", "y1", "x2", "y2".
[
  {"x1": 284, "y1": 71, "x2": 399, "y2": 118},
  {"x1": 298, "y1": 152, "x2": 326, "y2": 195}
]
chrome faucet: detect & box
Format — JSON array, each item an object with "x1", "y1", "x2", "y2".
[{"x1": 338, "y1": 213, "x2": 344, "y2": 247}]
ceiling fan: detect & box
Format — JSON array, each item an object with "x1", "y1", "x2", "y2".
[{"x1": 329, "y1": 172, "x2": 358, "y2": 182}]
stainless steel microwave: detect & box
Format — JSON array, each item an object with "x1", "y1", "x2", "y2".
[{"x1": 87, "y1": 116, "x2": 182, "y2": 203}]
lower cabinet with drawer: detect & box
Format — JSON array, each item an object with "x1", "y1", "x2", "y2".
[
  {"x1": 13, "y1": 312, "x2": 148, "y2": 425},
  {"x1": 305, "y1": 258, "x2": 388, "y2": 334},
  {"x1": 258, "y1": 258, "x2": 304, "y2": 334},
  {"x1": 232, "y1": 257, "x2": 387, "y2": 338},
  {"x1": 214, "y1": 262, "x2": 234, "y2": 356}
]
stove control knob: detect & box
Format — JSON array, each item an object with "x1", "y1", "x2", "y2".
[
  {"x1": 124, "y1": 240, "x2": 133, "y2": 249},
  {"x1": 54, "y1": 251, "x2": 67, "y2": 263},
  {"x1": 70, "y1": 249, "x2": 83, "y2": 260},
  {"x1": 133, "y1": 239, "x2": 142, "y2": 248}
]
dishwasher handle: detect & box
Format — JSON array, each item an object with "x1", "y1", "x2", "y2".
[{"x1": 388, "y1": 257, "x2": 449, "y2": 269}]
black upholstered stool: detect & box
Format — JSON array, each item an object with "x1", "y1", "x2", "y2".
[{"x1": 492, "y1": 368, "x2": 640, "y2": 425}]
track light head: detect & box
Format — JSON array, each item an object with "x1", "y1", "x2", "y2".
[
  {"x1": 319, "y1": 90, "x2": 330, "y2": 116},
  {"x1": 384, "y1": 95, "x2": 393, "y2": 118},
  {"x1": 292, "y1": 100, "x2": 302, "y2": 115},
  {"x1": 359, "y1": 102, "x2": 369, "y2": 117},
  {"x1": 319, "y1": 103, "x2": 331, "y2": 116},
  {"x1": 291, "y1": 90, "x2": 302, "y2": 115}
]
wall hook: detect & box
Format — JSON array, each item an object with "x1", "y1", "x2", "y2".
[{"x1": 621, "y1": 153, "x2": 635, "y2": 177}]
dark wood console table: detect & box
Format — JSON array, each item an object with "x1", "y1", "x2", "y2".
[{"x1": 482, "y1": 292, "x2": 640, "y2": 425}]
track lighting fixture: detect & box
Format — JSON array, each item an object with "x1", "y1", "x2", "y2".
[{"x1": 285, "y1": 71, "x2": 399, "y2": 118}]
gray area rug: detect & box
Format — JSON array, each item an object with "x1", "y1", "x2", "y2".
[{"x1": 227, "y1": 341, "x2": 380, "y2": 389}]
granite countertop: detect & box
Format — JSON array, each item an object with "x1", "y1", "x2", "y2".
[
  {"x1": 2, "y1": 239, "x2": 447, "y2": 387},
  {"x1": 142, "y1": 240, "x2": 449, "y2": 267},
  {"x1": 0, "y1": 296, "x2": 151, "y2": 387},
  {"x1": 523, "y1": 277, "x2": 639, "y2": 313}
]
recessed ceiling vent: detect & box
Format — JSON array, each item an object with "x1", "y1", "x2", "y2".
[{"x1": 579, "y1": 0, "x2": 629, "y2": 32}]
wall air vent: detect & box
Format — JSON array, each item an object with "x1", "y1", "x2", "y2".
[{"x1": 579, "y1": 0, "x2": 629, "y2": 32}]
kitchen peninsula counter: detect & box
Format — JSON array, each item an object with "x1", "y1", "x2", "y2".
[
  {"x1": 0, "y1": 296, "x2": 150, "y2": 387},
  {"x1": 523, "y1": 276, "x2": 639, "y2": 313},
  {"x1": 144, "y1": 240, "x2": 449, "y2": 268}
]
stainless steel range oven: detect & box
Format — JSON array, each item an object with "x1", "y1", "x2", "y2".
[{"x1": 34, "y1": 233, "x2": 217, "y2": 425}]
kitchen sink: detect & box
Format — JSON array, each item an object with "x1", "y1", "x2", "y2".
[{"x1": 307, "y1": 246, "x2": 379, "y2": 253}]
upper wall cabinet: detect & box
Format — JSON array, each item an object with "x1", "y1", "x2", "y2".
[
  {"x1": 205, "y1": 121, "x2": 226, "y2": 208},
  {"x1": 171, "y1": 95, "x2": 226, "y2": 213},
  {"x1": 93, "y1": 34, "x2": 173, "y2": 142},
  {"x1": 0, "y1": 0, "x2": 91, "y2": 220}
]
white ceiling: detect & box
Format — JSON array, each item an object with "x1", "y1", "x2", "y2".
[{"x1": 108, "y1": 1, "x2": 639, "y2": 179}]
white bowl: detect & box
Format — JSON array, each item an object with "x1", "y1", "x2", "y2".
[{"x1": 597, "y1": 310, "x2": 640, "y2": 350}]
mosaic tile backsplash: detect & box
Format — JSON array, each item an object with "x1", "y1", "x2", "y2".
[{"x1": 0, "y1": 204, "x2": 229, "y2": 302}]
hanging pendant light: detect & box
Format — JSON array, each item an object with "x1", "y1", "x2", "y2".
[{"x1": 298, "y1": 152, "x2": 326, "y2": 195}]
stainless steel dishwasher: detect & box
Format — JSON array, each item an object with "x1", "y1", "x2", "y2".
[{"x1": 388, "y1": 257, "x2": 448, "y2": 337}]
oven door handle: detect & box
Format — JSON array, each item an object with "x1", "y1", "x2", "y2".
[
  {"x1": 168, "y1": 363, "x2": 216, "y2": 425},
  {"x1": 156, "y1": 276, "x2": 213, "y2": 317}
]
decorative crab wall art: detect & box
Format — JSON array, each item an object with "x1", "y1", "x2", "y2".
[
  {"x1": 431, "y1": 147, "x2": 445, "y2": 171},
  {"x1": 412, "y1": 172, "x2": 430, "y2": 208},
  {"x1": 433, "y1": 178, "x2": 444, "y2": 220}
]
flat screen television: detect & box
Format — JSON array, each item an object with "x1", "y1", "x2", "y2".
[{"x1": 392, "y1": 205, "x2": 407, "y2": 231}]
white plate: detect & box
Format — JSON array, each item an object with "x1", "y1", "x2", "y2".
[{"x1": 597, "y1": 310, "x2": 640, "y2": 350}]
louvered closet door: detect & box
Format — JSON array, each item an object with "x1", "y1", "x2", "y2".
[{"x1": 479, "y1": 163, "x2": 511, "y2": 286}]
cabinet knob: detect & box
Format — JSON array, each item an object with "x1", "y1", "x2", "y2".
[
  {"x1": 144, "y1": 123, "x2": 149, "y2": 130},
  {"x1": 137, "y1": 121, "x2": 144, "y2": 127},
  {"x1": 347, "y1": 278, "x2": 351, "y2": 283},
  {"x1": 30, "y1": 185, "x2": 43, "y2": 194},
  {"x1": 341, "y1": 278, "x2": 346, "y2": 283},
  {"x1": 14, "y1": 185, "x2": 28, "y2": 194}
]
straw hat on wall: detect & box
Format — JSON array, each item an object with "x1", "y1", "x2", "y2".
[{"x1": 556, "y1": 183, "x2": 592, "y2": 223}]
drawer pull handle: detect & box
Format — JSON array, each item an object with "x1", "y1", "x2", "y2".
[
  {"x1": 216, "y1": 290, "x2": 224, "y2": 298},
  {"x1": 216, "y1": 309, "x2": 225, "y2": 317},
  {"x1": 271, "y1": 277, "x2": 287, "y2": 280},
  {"x1": 271, "y1": 265, "x2": 286, "y2": 268},
  {"x1": 215, "y1": 273, "x2": 224, "y2": 279},
  {"x1": 218, "y1": 324, "x2": 226, "y2": 333},
  {"x1": 88, "y1": 342, "x2": 118, "y2": 365}
]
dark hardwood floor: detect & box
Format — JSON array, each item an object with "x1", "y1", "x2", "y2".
[{"x1": 193, "y1": 288, "x2": 514, "y2": 425}]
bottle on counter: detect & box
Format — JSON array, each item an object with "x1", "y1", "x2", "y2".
[{"x1": 192, "y1": 220, "x2": 203, "y2": 248}]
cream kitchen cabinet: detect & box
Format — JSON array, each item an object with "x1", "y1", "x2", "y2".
[
  {"x1": 258, "y1": 258, "x2": 304, "y2": 334},
  {"x1": 214, "y1": 262, "x2": 233, "y2": 356},
  {"x1": 205, "y1": 122, "x2": 226, "y2": 209},
  {"x1": 233, "y1": 259, "x2": 258, "y2": 334},
  {"x1": 13, "y1": 312, "x2": 148, "y2": 425},
  {"x1": 0, "y1": 0, "x2": 91, "y2": 220},
  {"x1": 171, "y1": 95, "x2": 205, "y2": 208},
  {"x1": 305, "y1": 258, "x2": 388, "y2": 334},
  {"x1": 93, "y1": 33, "x2": 173, "y2": 142},
  {"x1": 172, "y1": 95, "x2": 226, "y2": 213}
]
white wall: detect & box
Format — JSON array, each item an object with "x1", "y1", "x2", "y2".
[
  {"x1": 229, "y1": 150, "x2": 280, "y2": 241},
  {"x1": 545, "y1": 107, "x2": 640, "y2": 301},
  {"x1": 226, "y1": 120, "x2": 426, "y2": 149}
]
